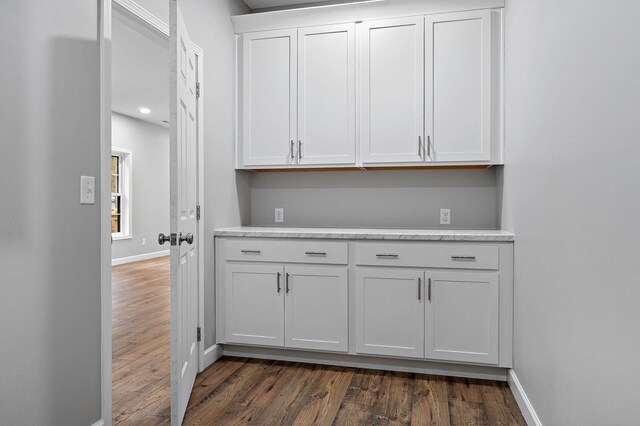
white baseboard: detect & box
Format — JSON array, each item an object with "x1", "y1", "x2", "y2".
[
  {"x1": 203, "y1": 344, "x2": 224, "y2": 370},
  {"x1": 90, "y1": 419, "x2": 105, "y2": 426},
  {"x1": 112, "y1": 250, "x2": 169, "y2": 266},
  {"x1": 508, "y1": 369, "x2": 542, "y2": 426}
]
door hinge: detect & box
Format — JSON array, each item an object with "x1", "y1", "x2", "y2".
[
  {"x1": 197, "y1": 327, "x2": 201, "y2": 342},
  {"x1": 196, "y1": 82, "x2": 200, "y2": 99},
  {"x1": 196, "y1": 205, "x2": 201, "y2": 220}
]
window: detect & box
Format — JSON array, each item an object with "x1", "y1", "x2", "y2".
[{"x1": 111, "y1": 148, "x2": 132, "y2": 239}]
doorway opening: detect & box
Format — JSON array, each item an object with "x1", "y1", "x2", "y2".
[{"x1": 111, "y1": 3, "x2": 172, "y2": 423}]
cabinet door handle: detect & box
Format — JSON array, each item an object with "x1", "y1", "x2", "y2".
[
  {"x1": 277, "y1": 272, "x2": 281, "y2": 293},
  {"x1": 427, "y1": 135, "x2": 432, "y2": 159},
  {"x1": 418, "y1": 136, "x2": 423, "y2": 159},
  {"x1": 418, "y1": 277, "x2": 422, "y2": 301},
  {"x1": 285, "y1": 273, "x2": 290, "y2": 294},
  {"x1": 290, "y1": 140, "x2": 294, "y2": 160},
  {"x1": 240, "y1": 249, "x2": 261, "y2": 255},
  {"x1": 428, "y1": 278, "x2": 432, "y2": 302},
  {"x1": 376, "y1": 253, "x2": 399, "y2": 259},
  {"x1": 451, "y1": 256, "x2": 476, "y2": 261},
  {"x1": 305, "y1": 251, "x2": 327, "y2": 257},
  {"x1": 298, "y1": 140, "x2": 302, "y2": 160}
]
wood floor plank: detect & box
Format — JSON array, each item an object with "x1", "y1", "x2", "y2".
[{"x1": 113, "y1": 256, "x2": 526, "y2": 426}]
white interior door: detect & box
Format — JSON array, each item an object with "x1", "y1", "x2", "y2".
[{"x1": 170, "y1": 2, "x2": 198, "y2": 424}]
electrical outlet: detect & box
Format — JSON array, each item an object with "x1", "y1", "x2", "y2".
[
  {"x1": 142, "y1": 238, "x2": 146, "y2": 246},
  {"x1": 275, "y1": 208, "x2": 284, "y2": 223},
  {"x1": 440, "y1": 209, "x2": 451, "y2": 225}
]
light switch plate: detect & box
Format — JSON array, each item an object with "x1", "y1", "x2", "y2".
[{"x1": 81, "y1": 176, "x2": 95, "y2": 205}]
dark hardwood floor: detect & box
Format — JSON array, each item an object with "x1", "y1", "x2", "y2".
[{"x1": 113, "y1": 257, "x2": 526, "y2": 426}]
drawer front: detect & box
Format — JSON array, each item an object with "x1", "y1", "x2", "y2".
[
  {"x1": 225, "y1": 239, "x2": 348, "y2": 265},
  {"x1": 355, "y1": 242, "x2": 499, "y2": 270}
]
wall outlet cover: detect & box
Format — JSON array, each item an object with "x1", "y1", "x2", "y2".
[
  {"x1": 440, "y1": 209, "x2": 451, "y2": 225},
  {"x1": 275, "y1": 208, "x2": 284, "y2": 223}
]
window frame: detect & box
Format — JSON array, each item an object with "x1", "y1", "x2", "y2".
[{"x1": 111, "y1": 147, "x2": 132, "y2": 240}]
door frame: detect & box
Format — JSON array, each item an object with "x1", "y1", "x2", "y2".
[{"x1": 100, "y1": 1, "x2": 206, "y2": 424}]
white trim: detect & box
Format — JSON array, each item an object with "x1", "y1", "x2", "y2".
[
  {"x1": 202, "y1": 344, "x2": 224, "y2": 369},
  {"x1": 99, "y1": 1, "x2": 113, "y2": 425},
  {"x1": 231, "y1": 0, "x2": 505, "y2": 34},
  {"x1": 90, "y1": 419, "x2": 105, "y2": 426},
  {"x1": 112, "y1": 250, "x2": 169, "y2": 266},
  {"x1": 113, "y1": 0, "x2": 169, "y2": 36},
  {"x1": 508, "y1": 369, "x2": 543, "y2": 426},
  {"x1": 223, "y1": 345, "x2": 508, "y2": 381}
]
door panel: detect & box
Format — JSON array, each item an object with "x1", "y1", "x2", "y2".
[
  {"x1": 426, "y1": 11, "x2": 493, "y2": 162},
  {"x1": 284, "y1": 266, "x2": 348, "y2": 352},
  {"x1": 355, "y1": 268, "x2": 424, "y2": 358},
  {"x1": 425, "y1": 271, "x2": 499, "y2": 364},
  {"x1": 360, "y1": 17, "x2": 424, "y2": 164},
  {"x1": 298, "y1": 24, "x2": 355, "y2": 165},
  {"x1": 225, "y1": 264, "x2": 285, "y2": 347},
  {"x1": 242, "y1": 29, "x2": 297, "y2": 166},
  {"x1": 170, "y1": 2, "x2": 199, "y2": 424}
]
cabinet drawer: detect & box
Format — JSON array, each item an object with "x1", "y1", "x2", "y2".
[
  {"x1": 225, "y1": 239, "x2": 348, "y2": 265},
  {"x1": 355, "y1": 242, "x2": 499, "y2": 270}
]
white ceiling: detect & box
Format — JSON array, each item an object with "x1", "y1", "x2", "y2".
[
  {"x1": 243, "y1": 0, "x2": 373, "y2": 10},
  {"x1": 112, "y1": 13, "x2": 169, "y2": 128}
]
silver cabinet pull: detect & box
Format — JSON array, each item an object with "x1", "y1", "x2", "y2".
[
  {"x1": 428, "y1": 278, "x2": 432, "y2": 301},
  {"x1": 298, "y1": 140, "x2": 302, "y2": 160},
  {"x1": 418, "y1": 277, "x2": 422, "y2": 301},
  {"x1": 285, "y1": 273, "x2": 290, "y2": 294},
  {"x1": 451, "y1": 256, "x2": 476, "y2": 261},
  {"x1": 376, "y1": 253, "x2": 399, "y2": 259},
  {"x1": 290, "y1": 140, "x2": 294, "y2": 160},
  {"x1": 427, "y1": 135, "x2": 432, "y2": 158},
  {"x1": 418, "y1": 136, "x2": 423, "y2": 159},
  {"x1": 240, "y1": 249, "x2": 261, "y2": 255},
  {"x1": 277, "y1": 272, "x2": 281, "y2": 293},
  {"x1": 305, "y1": 251, "x2": 327, "y2": 257}
]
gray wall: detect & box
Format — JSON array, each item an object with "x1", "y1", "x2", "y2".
[
  {"x1": 111, "y1": 113, "x2": 170, "y2": 261},
  {"x1": 500, "y1": 0, "x2": 640, "y2": 424},
  {"x1": 0, "y1": 1, "x2": 102, "y2": 424},
  {"x1": 251, "y1": 169, "x2": 498, "y2": 229}
]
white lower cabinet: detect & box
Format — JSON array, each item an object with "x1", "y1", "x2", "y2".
[
  {"x1": 355, "y1": 268, "x2": 425, "y2": 358},
  {"x1": 225, "y1": 263, "x2": 285, "y2": 346},
  {"x1": 224, "y1": 263, "x2": 348, "y2": 353},
  {"x1": 285, "y1": 266, "x2": 348, "y2": 352},
  {"x1": 425, "y1": 271, "x2": 499, "y2": 364}
]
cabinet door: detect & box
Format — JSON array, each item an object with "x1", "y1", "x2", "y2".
[
  {"x1": 298, "y1": 24, "x2": 355, "y2": 166},
  {"x1": 355, "y1": 268, "x2": 424, "y2": 358},
  {"x1": 284, "y1": 266, "x2": 348, "y2": 352},
  {"x1": 241, "y1": 29, "x2": 297, "y2": 167},
  {"x1": 425, "y1": 271, "x2": 499, "y2": 364},
  {"x1": 224, "y1": 264, "x2": 284, "y2": 346},
  {"x1": 425, "y1": 11, "x2": 493, "y2": 162},
  {"x1": 360, "y1": 17, "x2": 424, "y2": 165}
]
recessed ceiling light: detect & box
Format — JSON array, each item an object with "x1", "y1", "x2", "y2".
[{"x1": 139, "y1": 107, "x2": 151, "y2": 114}]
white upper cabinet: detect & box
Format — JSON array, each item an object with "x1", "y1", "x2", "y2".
[
  {"x1": 298, "y1": 24, "x2": 356, "y2": 165},
  {"x1": 241, "y1": 29, "x2": 297, "y2": 167},
  {"x1": 425, "y1": 10, "x2": 494, "y2": 163},
  {"x1": 360, "y1": 17, "x2": 425, "y2": 165}
]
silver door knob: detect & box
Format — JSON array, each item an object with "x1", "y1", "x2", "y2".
[
  {"x1": 158, "y1": 233, "x2": 171, "y2": 245},
  {"x1": 179, "y1": 232, "x2": 194, "y2": 245}
]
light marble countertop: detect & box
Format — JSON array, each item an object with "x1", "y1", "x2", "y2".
[{"x1": 214, "y1": 226, "x2": 514, "y2": 242}]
